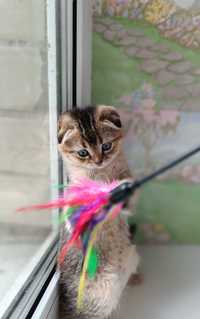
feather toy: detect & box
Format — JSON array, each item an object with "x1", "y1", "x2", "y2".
[{"x1": 17, "y1": 144, "x2": 200, "y2": 308}]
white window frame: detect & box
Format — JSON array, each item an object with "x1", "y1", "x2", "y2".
[
  {"x1": 76, "y1": 0, "x2": 92, "y2": 107},
  {"x1": 31, "y1": 272, "x2": 59, "y2": 319},
  {"x1": 29, "y1": 2, "x2": 93, "y2": 318}
]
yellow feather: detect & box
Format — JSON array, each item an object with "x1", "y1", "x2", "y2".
[
  {"x1": 77, "y1": 206, "x2": 120, "y2": 309},
  {"x1": 77, "y1": 226, "x2": 100, "y2": 309}
]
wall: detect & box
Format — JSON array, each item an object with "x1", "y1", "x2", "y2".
[{"x1": 92, "y1": 0, "x2": 200, "y2": 244}]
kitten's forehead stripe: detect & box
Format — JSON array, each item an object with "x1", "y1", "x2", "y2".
[
  {"x1": 71, "y1": 107, "x2": 100, "y2": 145},
  {"x1": 91, "y1": 110, "x2": 103, "y2": 144}
]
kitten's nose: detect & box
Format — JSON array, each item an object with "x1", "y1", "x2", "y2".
[{"x1": 95, "y1": 159, "x2": 103, "y2": 166}]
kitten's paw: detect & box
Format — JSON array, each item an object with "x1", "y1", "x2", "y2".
[{"x1": 128, "y1": 273, "x2": 144, "y2": 286}]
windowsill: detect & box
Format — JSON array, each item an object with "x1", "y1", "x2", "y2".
[
  {"x1": 0, "y1": 232, "x2": 58, "y2": 319},
  {"x1": 111, "y1": 245, "x2": 200, "y2": 319},
  {"x1": 0, "y1": 223, "x2": 51, "y2": 300}
]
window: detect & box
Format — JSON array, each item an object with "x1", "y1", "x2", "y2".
[{"x1": 0, "y1": 1, "x2": 61, "y2": 317}]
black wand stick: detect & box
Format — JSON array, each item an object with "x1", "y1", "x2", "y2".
[{"x1": 110, "y1": 145, "x2": 200, "y2": 205}]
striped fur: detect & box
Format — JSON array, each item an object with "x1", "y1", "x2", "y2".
[{"x1": 58, "y1": 105, "x2": 140, "y2": 319}]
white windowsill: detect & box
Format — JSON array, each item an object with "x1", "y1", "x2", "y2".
[{"x1": 112, "y1": 245, "x2": 200, "y2": 319}]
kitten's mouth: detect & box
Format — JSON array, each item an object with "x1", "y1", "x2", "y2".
[
  {"x1": 92, "y1": 161, "x2": 110, "y2": 169},
  {"x1": 95, "y1": 161, "x2": 103, "y2": 167}
]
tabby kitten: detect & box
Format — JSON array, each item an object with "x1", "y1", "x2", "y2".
[{"x1": 58, "y1": 105, "x2": 139, "y2": 319}]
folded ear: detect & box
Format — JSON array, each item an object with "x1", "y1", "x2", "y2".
[
  {"x1": 96, "y1": 105, "x2": 122, "y2": 129},
  {"x1": 57, "y1": 112, "x2": 75, "y2": 143}
]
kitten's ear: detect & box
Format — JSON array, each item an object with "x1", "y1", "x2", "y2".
[
  {"x1": 57, "y1": 112, "x2": 75, "y2": 143},
  {"x1": 96, "y1": 105, "x2": 122, "y2": 129}
]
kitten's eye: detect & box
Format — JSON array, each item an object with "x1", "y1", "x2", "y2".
[
  {"x1": 77, "y1": 149, "x2": 89, "y2": 158},
  {"x1": 102, "y1": 142, "x2": 112, "y2": 152}
]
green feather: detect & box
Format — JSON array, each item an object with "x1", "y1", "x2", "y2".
[
  {"x1": 86, "y1": 248, "x2": 99, "y2": 279},
  {"x1": 59, "y1": 207, "x2": 75, "y2": 224}
]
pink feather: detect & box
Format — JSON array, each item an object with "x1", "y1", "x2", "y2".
[
  {"x1": 17, "y1": 179, "x2": 122, "y2": 265},
  {"x1": 17, "y1": 179, "x2": 119, "y2": 212}
]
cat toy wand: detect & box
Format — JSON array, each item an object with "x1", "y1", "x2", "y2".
[
  {"x1": 18, "y1": 144, "x2": 200, "y2": 308},
  {"x1": 109, "y1": 144, "x2": 200, "y2": 206}
]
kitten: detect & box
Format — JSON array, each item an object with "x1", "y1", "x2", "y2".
[{"x1": 58, "y1": 105, "x2": 140, "y2": 319}]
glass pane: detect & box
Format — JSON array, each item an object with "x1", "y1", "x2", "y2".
[
  {"x1": 0, "y1": 0, "x2": 54, "y2": 299},
  {"x1": 92, "y1": 0, "x2": 200, "y2": 244}
]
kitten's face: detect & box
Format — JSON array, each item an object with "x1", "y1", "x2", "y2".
[{"x1": 58, "y1": 105, "x2": 123, "y2": 170}]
